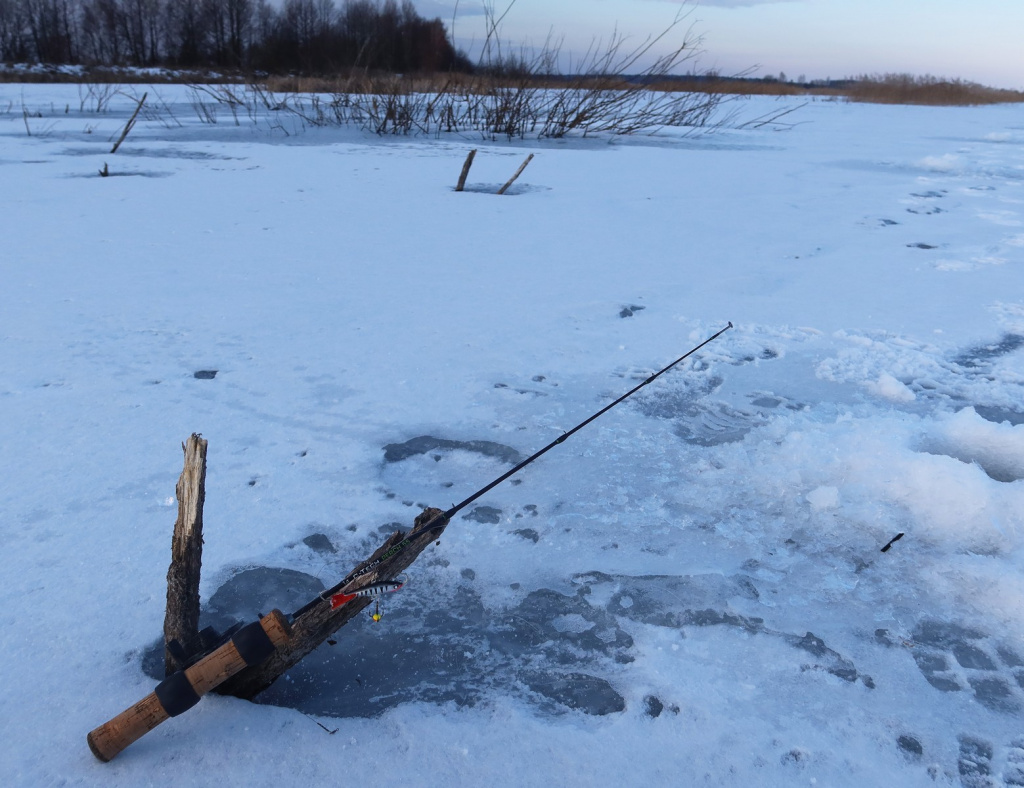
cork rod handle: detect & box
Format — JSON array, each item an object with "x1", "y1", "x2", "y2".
[{"x1": 87, "y1": 610, "x2": 291, "y2": 762}]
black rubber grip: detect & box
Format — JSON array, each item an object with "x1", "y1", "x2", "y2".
[
  {"x1": 231, "y1": 620, "x2": 276, "y2": 667},
  {"x1": 154, "y1": 671, "x2": 201, "y2": 717}
]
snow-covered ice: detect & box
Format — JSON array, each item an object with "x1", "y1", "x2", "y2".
[{"x1": 2, "y1": 85, "x2": 1023, "y2": 786}]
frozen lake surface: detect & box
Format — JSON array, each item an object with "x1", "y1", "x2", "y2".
[{"x1": 2, "y1": 84, "x2": 1023, "y2": 786}]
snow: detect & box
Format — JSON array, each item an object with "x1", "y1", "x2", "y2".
[
  {"x1": 869, "y1": 372, "x2": 918, "y2": 403},
  {"x1": 2, "y1": 85, "x2": 1023, "y2": 786}
]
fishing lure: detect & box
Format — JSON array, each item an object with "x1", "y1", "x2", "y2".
[{"x1": 329, "y1": 579, "x2": 405, "y2": 610}]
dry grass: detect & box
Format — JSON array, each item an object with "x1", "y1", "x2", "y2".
[
  {"x1": 843, "y1": 74, "x2": 1024, "y2": 105},
  {"x1": 697, "y1": 73, "x2": 1024, "y2": 105},
  {"x1": 4, "y1": 67, "x2": 1021, "y2": 107}
]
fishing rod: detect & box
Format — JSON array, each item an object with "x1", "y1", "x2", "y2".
[
  {"x1": 297, "y1": 321, "x2": 734, "y2": 617},
  {"x1": 87, "y1": 322, "x2": 733, "y2": 762}
]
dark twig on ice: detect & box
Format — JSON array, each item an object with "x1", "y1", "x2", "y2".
[{"x1": 110, "y1": 91, "x2": 146, "y2": 154}]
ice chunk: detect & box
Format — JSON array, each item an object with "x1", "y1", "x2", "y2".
[
  {"x1": 867, "y1": 373, "x2": 916, "y2": 403},
  {"x1": 925, "y1": 407, "x2": 1024, "y2": 483},
  {"x1": 807, "y1": 486, "x2": 839, "y2": 511}
]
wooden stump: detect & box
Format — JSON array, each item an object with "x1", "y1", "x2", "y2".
[
  {"x1": 497, "y1": 153, "x2": 534, "y2": 195},
  {"x1": 163, "y1": 433, "x2": 207, "y2": 675},
  {"x1": 156, "y1": 434, "x2": 447, "y2": 698},
  {"x1": 455, "y1": 149, "x2": 477, "y2": 191}
]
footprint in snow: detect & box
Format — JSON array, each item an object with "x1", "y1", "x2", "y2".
[
  {"x1": 879, "y1": 619, "x2": 1024, "y2": 713},
  {"x1": 957, "y1": 734, "x2": 1024, "y2": 788}
]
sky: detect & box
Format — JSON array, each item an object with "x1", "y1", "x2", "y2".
[{"x1": 410, "y1": 0, "x2": 1023, "y2": 89}]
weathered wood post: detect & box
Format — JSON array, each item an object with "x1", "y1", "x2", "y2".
[
  {"x1": 455, "y1": 149, "x2": 477, "y2": 191},
  {"x1": 497, "y1": 153, "x2": 534, "y2": 195},
  {"x1": 163, "y1": 433, "x2": 207, "y2": 675},
  {"x1": 110, "y1": 91, "x2": 146, "y2": 154}
]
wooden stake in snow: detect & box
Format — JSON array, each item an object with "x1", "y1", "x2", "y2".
[
  {"x1": 497, "y1": 153, "x2": 534, "y2": 195},
  {"x1": 163, "y1": 433, "x2": 207, "y2": 675},
  {"x1": 110, "y1": 92, "x2": 146, "y2": 154},
  {"x1": 87, "y1": 435, "x2": 449, "y2": 761},
  {"x1": 455, "y1": 149, "x2": 477, "y2": 192}
]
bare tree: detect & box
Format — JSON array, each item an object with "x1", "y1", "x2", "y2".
[
  {"x1": 0, "y1": 0, "x2": 31, "y2": 61},
  {"x1": 223, "y1": 0, "x2": 250, "y2": 65},
  {"x1": 4, "y1": 0, "x2": 467, "y2": 73},
  {"x1": 79, "y1": 0, "x2": 124, "y2": 64},
  {"x1": 24, "y1": 0, "x2": 77, "y2": 63},
  {"x1": 115, "y1": 0, "x2": 162, "y2": 65},
  {"x1": 163, "y1": 0, "x2": 203, "y2": 65}
]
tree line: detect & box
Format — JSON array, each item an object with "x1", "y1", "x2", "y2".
[{"x1": 0, "y1": 0, "x2": 472, "y2": 74}]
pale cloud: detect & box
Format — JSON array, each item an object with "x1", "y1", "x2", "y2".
[
  {"x1": 412, "y1": 0, "x2": 487, "y2": 17},
  {"x1": 417, "y1": 0, "x2": 801, "y2": 15},
  {"x1": 664, "y1": 0, "x2": 800, "y2": 6}
]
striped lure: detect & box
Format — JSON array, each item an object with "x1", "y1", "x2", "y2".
[{"x1": 329, "y1": 580, "x2": 405, "y2": 610}]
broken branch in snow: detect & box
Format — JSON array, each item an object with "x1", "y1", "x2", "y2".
[
  {"x1": 456, "y1": 148, "x2": 477, "y2": 191},
  {"x1": 497, "y1": 153, "x2": 534, "y2": 195},
  {"x1": 110, "y1": 91, "x2": 146, "y2": 154}
]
